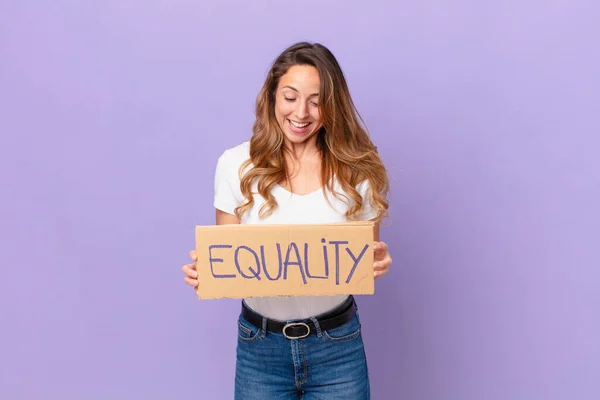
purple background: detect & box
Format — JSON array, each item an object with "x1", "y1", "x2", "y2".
[{"x1": 1, "y1": 1, "x2": 599, "y2": 399}]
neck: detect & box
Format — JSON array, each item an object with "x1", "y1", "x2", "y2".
[{"x1": 283, "y1": 136, "x2": 320, "y2": 161}]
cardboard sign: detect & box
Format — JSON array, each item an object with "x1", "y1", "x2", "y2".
[{"x1": 195, "y1": 221, "x2": 375, "y2": 299}]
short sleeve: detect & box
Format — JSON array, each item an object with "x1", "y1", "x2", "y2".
[
  {"x1": 213, "y1": 151, "x2": 243, "y2": 215},
  {"x1": 356, "y1": 179, "x2": 379, "y2": 221}
]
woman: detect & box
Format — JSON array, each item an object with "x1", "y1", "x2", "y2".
[{"x1": 182, "y1": 42, "x2": 392, "y2": 399}]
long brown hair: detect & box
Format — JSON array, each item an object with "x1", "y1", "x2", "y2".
[{"x1": 235, "y1": 42, "x2": 389, "y2": 222}]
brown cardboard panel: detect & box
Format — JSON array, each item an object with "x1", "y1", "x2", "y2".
[{"x1": 195, "y1": 222, "x2": 375, "y2": 299}]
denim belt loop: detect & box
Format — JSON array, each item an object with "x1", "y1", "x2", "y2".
[
  {"x1": 352, "y1": 296, "x2": 360, "y2": 323},
  {"x1": 309, "y1": 316, "x2": 323, "y2": 337},
  {"x1": 260, "y1": 317, "x2": 268, "y2": 338}
]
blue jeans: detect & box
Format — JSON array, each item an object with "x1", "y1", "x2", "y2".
[{"x1": 234, "y1": 304, "x2": 370, "y2": 399}]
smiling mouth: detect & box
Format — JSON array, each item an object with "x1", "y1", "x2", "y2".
[{"x1": 288, "y1": 119, "x2": 312, "y2": 129}]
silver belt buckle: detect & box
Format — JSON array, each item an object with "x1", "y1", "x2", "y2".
[{"x1": 282, "y1": 322, "x2": 310, "y2": 339}]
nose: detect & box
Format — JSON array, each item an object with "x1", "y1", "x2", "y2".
[{"x1": 295, "y1": 101, "x2": 309, "y2": 119}]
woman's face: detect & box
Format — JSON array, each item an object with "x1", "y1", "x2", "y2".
[{"x1": 274, "y1": 65, "x2": 322, "y2": 146}]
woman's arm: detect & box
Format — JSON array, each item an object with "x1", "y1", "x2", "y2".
[
  {"x1": 373, "y1": 220, "x2": 380, "y2": 242},
  {"x1": 216, "y1": 209, "x2": 240, "y2": 225}
]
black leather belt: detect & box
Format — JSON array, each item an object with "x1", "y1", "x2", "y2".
[{"x1": 241, "y1": 295, "x2": 357, "y2": 339}]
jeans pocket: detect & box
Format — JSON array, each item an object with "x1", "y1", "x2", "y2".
[
  {"x1": 322, "y1": 314, "x2": 361, "y2": 343},
  {"x1": 237, "y1": 315, "x2": 262, "y2": 343}
]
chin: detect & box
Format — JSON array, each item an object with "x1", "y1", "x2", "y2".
[
  {"x1": 284, "y1": 132, "x2": 307, "y2": 143},
  {"x1": 283, "y1": 130, "x2": 318, "y2": 145}
]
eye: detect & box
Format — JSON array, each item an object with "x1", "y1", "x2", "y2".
[
  {"x1": 284, "y1": 97, "x2": 296, "y2": 102},
  {"x1": 311, "y1": 101, "x2": 319, "y2": 107}
]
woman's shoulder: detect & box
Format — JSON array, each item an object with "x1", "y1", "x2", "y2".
[{"x1": 217, "y1": 140, "x2": 251, "y2": 168}]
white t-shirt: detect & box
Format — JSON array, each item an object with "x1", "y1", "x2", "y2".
[{"x1": 213, "y1": 141, "x2": 378, "y2": 321}]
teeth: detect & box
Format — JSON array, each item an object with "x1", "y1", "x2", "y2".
[{"x1": 290, "y1": 120, "x2": 310, "y2": 128}]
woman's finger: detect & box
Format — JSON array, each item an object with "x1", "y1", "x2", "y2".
[
  {"x1": 189, "y1": 250, "x2": 198, "y2": 262},
  {"x1": 374, "y1": 268, "x2": 389, "y2": 279},
  {"x1": 182, "y1": 264, "x2": 197, "y2": 278},
  {"x1": 374, "y1": 241, "x2": 388, "y2": 252},
  {"x1": 373, "y1": 241, "x2": 389, "y2": 259},
  {"x1": 374, "y1": 255, "x2": 392, "y2": 269},
  {"x1": 374, "y1": 262, "x2": 387, "y2": 271},
  {"x1": 184, "y1": 276, "x2": 198, "y2": 287}
]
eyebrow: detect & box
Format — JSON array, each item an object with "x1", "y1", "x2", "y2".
[{"x1": 282, "y1": 85, "x2": 319, "y2": 97}]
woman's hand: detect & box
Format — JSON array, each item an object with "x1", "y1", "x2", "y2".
[
  {"x1": 373, "y1": 241, "x2": 392, "y2": 279},
  {"x1": 182, "y1": 250, "x2": 198, "y2": 288}
]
